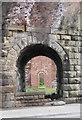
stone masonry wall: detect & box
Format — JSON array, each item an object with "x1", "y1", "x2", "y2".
[
  {"x1": 1, "y1": 25, "x2": 82, "y2": 108},
  {"x1": 51, "y1": 29, "x2": 81, "y2": 103}
]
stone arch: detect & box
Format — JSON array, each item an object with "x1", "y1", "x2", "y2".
[
  {"x1": 38, "y1": 71, "x2": 46, "y2": 76},
  {"x1": 5, "y1": 32, "x2": 69, "y2": 95}
]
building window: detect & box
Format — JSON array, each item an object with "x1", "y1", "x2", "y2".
[{"x1": 39, "y1": 72, "x2": 45, "y2": 88}]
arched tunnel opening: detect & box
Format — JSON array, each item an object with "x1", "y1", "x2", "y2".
[{"x1": 17, "y1": 44, "x2": 63, "y2": 99}]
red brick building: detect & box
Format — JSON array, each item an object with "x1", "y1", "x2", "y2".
[{"x1": 25, "y1": 56, "x2": 57, "y2": 89}]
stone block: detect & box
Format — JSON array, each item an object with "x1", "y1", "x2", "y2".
[
  {"x1": 79, "y1": 47, "x2": 82, "y2": 53},
  {"x1": 80, "y1": 85, "x2": 82, "y2": 90},
  {"x1": 4, "y1": 71, "x2": 16, "y2": 80},
  {"x1": 69, "y1": 91, "x2": 80, "y2": 97},
  {"x1": 5, "y1": 95, "x2": 10, "y2": 101},
  {"x1": 13, "y1": 32, "x2": 18, "y2": 37},
  {"x1": 64, "y1": 41, "x2": 69, "y2": 46},
  {"x1": 64, "y1": 98, "x2": 77, "y2": 103},
  {"x1": 61, "y1": 35, "x2": 71, "y2": 40},
  {"x1": 4, "y1": 37, "x2": 7, "y2": 43},
  {"x1": 77, "y1": 59, "x2": 80, "y2": 65},
  {"x1": 21, "y1": 100, "x2": 28, "y2": 104},
  {"x1": 76, "y1": 71, "x2": 81, "y2": 77},
  {"x1": 71, "y1": 47, "x2": 78, "y2": 53},
  {"x1": 32, "y1": 103, "x2": 39, "y2": 106},
  {"x1": 27, "y1": 36, "x2": 32, "y2": 45},
  {"x1": 69, "y1": 30, "x2": 79, "y2": 36},
  {"x1": 3, "y1": 101, "x2": 15, "y2": 108},
  {"x1": 70, "y1": 59, "x2": 78, "y2": 65},
  {"x1": 70, "y1": 65, "x2": 74, "y2": 71},
  {"x1": 43, "y1": 99, "x2": 51, "y2": 102},
  {"x1": 2, "y1": 50, "x2": 7, "y2": 57},
  {"x1": 49, "y1": 34, "x2": 60, "y2": 41},
  {"x1": 33, "y1": 95, "x2": 38, "y2": 100},
  {"x1": 9, "y1": 48, "x2": 17, "y2": 57},
  {"x1": 21, "y1": 39, "x2": 27, "y2": 47},
  {"x1": 6, "y1": 37, "x2": 10, "y2": 41},
  {"x1": 69, "y1": 41, "x2": 76, "y2": 46},
  {"x1": 69, "y1": 78, "x2": 81, "y2": 84},
  {"x1": 22, "y1": 104, "x2": 28, "y2": 107},
  {"x1": 76, "y1": 71, "x2": 81, "y2": 78},
  {"x1": 8, "y1": 37, "x2": 14, "y2": 43},
  {"x1": 64, "y1": 46, "x2": 70, "y2": 53},
  {"x1": 32, "y1": 36, "x2": 37, "y2": 44},
  {"x1": 63, "y1": 78, "x2": 69, "y2": 84},
  {"x1": 69, "y1": 53, "x2": 75, "y2": 59},
  {"x1": 5, "y1": 93, "x2": 15, "y2": 101},
  {"x1": 15, "y1": 101, "x2": 21, "y2": 104},
  {"x1": 75, "y1": 41, "x2": 81, "y2": 47},
  {"x1": 2, "y1": 86, "x2": 14, "y2": 93},
  {"x1": 15, "y1": 92, "x2": 26, "y2": 97},
  {"x1": 8, "y1": 25, "x2": 24, "y2": 31},
  {"x1": 2, "y1": 79, "x2": 9, "y2": 86},
  {"x1": 38, "y1": 102, "x2": 44, "y2": 106},
  {"x1": 2, "y1": 75, "x2": 13, "y2": 85},
  {"x1": 35, "y1": 99, "x2": 41, "y2": 103},
  {"x1": 78, "y1": 36, "x2": 82, "y2": 41},
  {"x1": 27, "y1": 27, "x2": 51, "y2": 34},
  {"x1": 74, "y1": 53, "x2": 80, "y2": 59},
  {"x1": 63, "y1": 72, "x2": 70, "y2": 78},
  {"x1": 27, "y1": 100, "x2": 34, "y2": 103},
  {"x1": 16, "y1": 104, "x2": 22, "y2": 108},
  {"x1": 45, "y1": 98, "x2": 52, "y2": 102},
  {"x1": 59, "y1": 40, "x2": 65, "y2": 46},
  {"x1": 64, "y1": 71, "x2": 76, "y2": 78},
  {"x1": 8, "y1": 31, "x2": 13, "y2": 37},
  {"x1": 38, "y1": 95, "x2": 44, "y2": 99},
  {"x1": 2, "y1": 95, "x2": 5, "y2": 102},
  {"x1": 71, "y1": 36, "x2": 80, "y2": 41},
  {"x1": 63, "y1": 91, "x2": 69, "y2": 98},
  {"x1": 70, "y1": 71, "x2": 76, "y2": 78},
  {"x1": 24, "y1": 96, "x2": 34, "y2": 100},
  {"x1": 17, "y1": 40, "x2": 25, "y2": 50},
  {"x1": 51, "y1": 29, "x2": 67, "y2": 34},
  {"x1": 16, "y1": 96, "x2": 24, "y2": 100},
  {"x1": 13, "y1": 44, "x2": 20, "y2": 54},
  {"x1": 76, "y1": 97, "x2": 82, "y2": 103},
  {"x1": 63, "y1": 84, "x2": 80, "y2": 91}
]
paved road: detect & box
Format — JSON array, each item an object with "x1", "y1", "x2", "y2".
[{"x1": 0, "y1": 104, "x2": 80, "y2": 119}]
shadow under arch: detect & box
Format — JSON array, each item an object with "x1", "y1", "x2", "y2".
[{"x1": 17, "y1": 44, "x2": 63, "y2": 96}]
